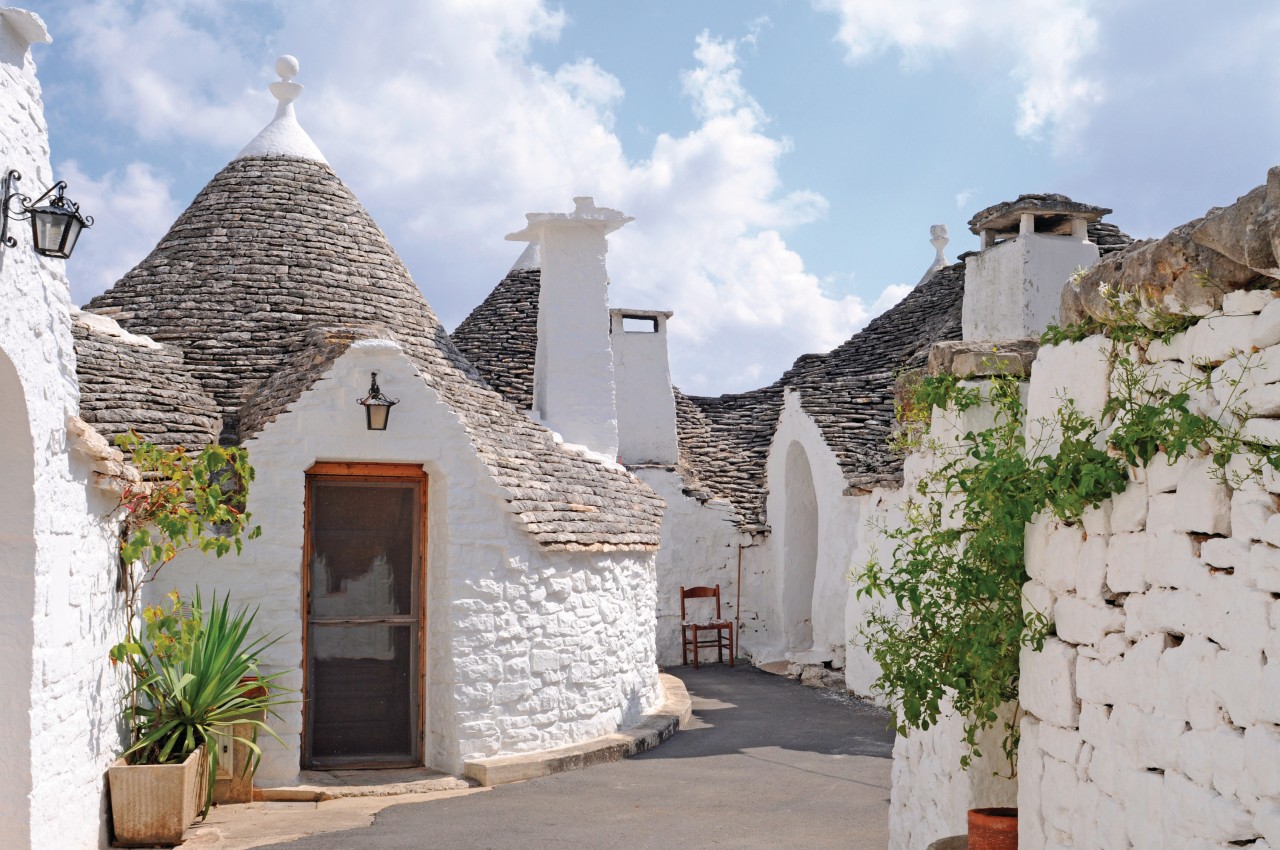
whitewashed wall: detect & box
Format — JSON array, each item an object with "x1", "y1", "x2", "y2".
[
  {"x1": 635, "y1": 468, "x2": 746, "y2": 666},
  {"x1": 963, "y1": 233, "x2": 1099, "y2": 341},
  {"x1": 750, "y1": 390, "x2": 864, "y2": 666},
  {"x1": 154, "y1": 340, "x2": 661, "y2": 781},
  {"x1": 1018, "y1": 291, "x2": 1280, "y2": 849},
  {"x1": 0, "y1": 12, "x2": 130, "y2": 850},
  {"x1": 0, "y1": 10, "x2": 127, "y2": 850}
]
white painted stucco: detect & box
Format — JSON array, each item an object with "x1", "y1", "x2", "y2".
[
  {"x1": 611, "y1": 309, "x2": 679, "y2": 466},
  {"x1": 508, "y1": 197, "x2": 630, "y2": 460},
  {"x1": 635, "y1": 468, "x2": 748, "y2": 666},
  {"x1": 753, "y1": 391, "x2": 864, "y2": 667},
  {"x1": 962, "y1": 232, "x2": 1099, "y2": 341},
  {"x1": 0, "y1": 10, "x2": 127, "y2": 848},
  {"x1": 151, "y1": 340, "x2": 660, "y2": 781}
]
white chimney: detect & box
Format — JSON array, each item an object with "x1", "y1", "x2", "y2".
[
  {"x1": 506, "y1": 197, "x2": 632, "y2": 459},
  {"x1": 962, "y1": 194, "x2": 1108, "y2": 340},
  {"x1": 610, "y1": 309, "x2": 678, "y2": 466}
]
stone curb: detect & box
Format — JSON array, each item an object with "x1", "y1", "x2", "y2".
[{"x1": 461, "y1": 672, "x2": 692, "y2": 787}]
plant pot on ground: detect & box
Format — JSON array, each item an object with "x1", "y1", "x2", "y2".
[
  {"x1": 968, "y1": 807, "x2": 1017, "y2": 850},
  {"x1": 107, "y1": 746, "x2": 207, "y2": 847}
]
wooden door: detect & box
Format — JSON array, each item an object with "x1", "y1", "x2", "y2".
[{"x1": 303, "y1": 463, "x2": 426, "y2": 768}]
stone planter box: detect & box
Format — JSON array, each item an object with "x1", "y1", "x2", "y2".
[{"x1": 108, "y1": 747, "x2": 206, "y2": 846}]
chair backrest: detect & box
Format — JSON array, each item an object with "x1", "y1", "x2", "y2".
[{"x1": 680, "y1": 584, "x2": 721, "y2": 621}]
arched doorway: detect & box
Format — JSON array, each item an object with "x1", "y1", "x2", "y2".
[
  {"x1": 782, "y1": 441, "x2": 818, "y2": 654},
  {"x1": 0, "y1": 351, "x2": 35, "y2": 845}
]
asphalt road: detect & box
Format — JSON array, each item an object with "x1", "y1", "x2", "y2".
[{"x1": 260, "y1": 665, "x2": 895, "y2": 850}]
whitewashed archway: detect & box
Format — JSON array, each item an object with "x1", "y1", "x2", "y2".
[
  {"x1": 782, "y1": 440, "x2": 819, "y2": 654},
  {"x1": 0, "y1": 349, "x2": 35, "y2": 846}
]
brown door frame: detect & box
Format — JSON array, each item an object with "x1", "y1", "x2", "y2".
[{"x1": 301, "y1": 461, "x2": 429, "y2": 769}]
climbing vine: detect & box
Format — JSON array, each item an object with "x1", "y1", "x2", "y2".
[{"x1": 856, "y1": 284, "x2": 1280, "y2": 774}]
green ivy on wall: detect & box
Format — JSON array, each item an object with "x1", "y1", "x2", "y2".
[{"x1": 856, "y1": 288, "x2": 1280, "y2": 775}]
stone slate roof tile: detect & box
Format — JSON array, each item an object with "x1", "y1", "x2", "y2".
[
  {"x1": 451, "y1": 268, "x2": 539, "y2": 409},
  {"x1": 85, "y1": 156, "x2": 662, "y2": 551},
  {"x1": 72, "y1": 317, "x2": 221, "y2": 450}
]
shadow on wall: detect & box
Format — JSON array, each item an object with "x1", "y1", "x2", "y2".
[
  {"x1": 0, "y1": 350, "x2": 35, "y2": 848},
  {"x1": 641, "y1": 666, "x2": 893, "y2": 762},
  {"x1": 782, "y1": 441, "x2": 818, "y2": 654}
]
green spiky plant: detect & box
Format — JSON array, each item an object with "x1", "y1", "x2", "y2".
[{"x1": 110, "y1": 591, "x2": 290, "y2": 816}]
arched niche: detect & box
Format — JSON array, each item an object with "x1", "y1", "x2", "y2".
[
  {"x1": 782, "y1": 440, "x2": 819, "y2": 654},
  {"x1": 0, "y1": 349, "x2": 35, "y2": 845}
]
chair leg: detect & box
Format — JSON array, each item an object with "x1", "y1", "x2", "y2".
[
  {"x1": 692, "y1": 627, "x2": 699, "y2": 669},
  {"x1": 717, "y1": 628, "x2": 723, "y2": 664},
  {"x1": 729, "y1": 626, "x2": 735, "y2": 667},
  {"x1": 682, "y1": 627, "x2": 688, "y2": 667}
]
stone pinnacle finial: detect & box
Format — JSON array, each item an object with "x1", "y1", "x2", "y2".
[
  {"x1": 269, "y1": 55, "x2": 303, "y2": 106},
  {"x1": 929, "y1": 224, "x2": 949, "y2": 270}
]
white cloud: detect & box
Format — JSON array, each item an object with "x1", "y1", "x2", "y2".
[
  {"x1": 50, "y1": 2, "x2": 904, "y2": 394},
  {"x1": 870, "y1": 283, "x2": 912, "y2": 314},
  {"x1": 59, "y1": 161, "x2": 181, "y2": 306},
  {"x1": 812, "y1": 0, "x2": 1102, "y2": 147}
]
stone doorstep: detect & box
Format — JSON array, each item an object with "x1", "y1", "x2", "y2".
[
  {"x1": 461, "y1": 672, "x2": 693, "y2": 787},
  {"x1": 254, "y1": 769, "x2": 473, "y2": 803},
  {"x1": 253, "y1": 673, "x2": 692, "y2": 799}
]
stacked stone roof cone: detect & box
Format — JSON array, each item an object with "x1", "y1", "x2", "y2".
[{"x1": 83, "y1": 155, "x2": 663, "y2": 551}]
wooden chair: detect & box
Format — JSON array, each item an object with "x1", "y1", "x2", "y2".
[{"x1": 680, "y1": 584, "x2": 734, "y2": 668}]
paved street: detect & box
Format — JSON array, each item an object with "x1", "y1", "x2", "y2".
[{"x1": 258, "y1": 665, "x2": 894, "y2": 850}]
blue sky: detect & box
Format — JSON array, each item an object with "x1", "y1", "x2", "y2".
[{"x1": 17, "y1": 1, "x2": 1280, "y2": 395}]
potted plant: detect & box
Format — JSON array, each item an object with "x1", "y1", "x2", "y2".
[
  {"x1": 106, "y1": 434, "x2": 275, "y2": 846},
  {"x1": 109, "y1": 591, "x2": 288, "y2": 845}
]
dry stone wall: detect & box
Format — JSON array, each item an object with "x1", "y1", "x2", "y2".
[{"x1": 1019, "y1": 289, "x2": 1280, "y2": 849}]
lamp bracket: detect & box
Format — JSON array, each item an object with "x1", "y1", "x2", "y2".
[{"x1": 357, "y1": 371, "x2": 399, "y2": 406}]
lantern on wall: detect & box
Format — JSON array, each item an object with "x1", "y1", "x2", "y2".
[
  {"x1": 1, "y1": 169, "x2": 93, "y2": 259},
  {"x1": 357, "y1": 372, "x2": 398, "y2": 431}
]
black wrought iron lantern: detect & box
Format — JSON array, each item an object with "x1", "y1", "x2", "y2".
[
  {"x1": 357, "y1": 371, "x2": 399, "y2": 431},
  {"x1": 1, "y1": 170, "x2": 93, "y2": 259}
]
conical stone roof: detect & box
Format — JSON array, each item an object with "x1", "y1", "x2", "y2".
[{"x1": 85, "y1": 155, "x2": 663, "y2": 551}]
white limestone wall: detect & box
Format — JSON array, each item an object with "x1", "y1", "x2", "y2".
[
  {"x1": 752, "y1": 390, "x2": 863, "y2": 666},
  {"x1": 154, "y1": 341, "x2": 660, "y2": 780},
  {"x1": 0, "y1": 11, "x2": 127, "y2": 849},
  {"x1": 611, "y1": 310, "x2": 679, "y2": 466},
  {"x1": 963, "y1": 233, "x2": 1099, "y2": 340},
  {"x1": 635, "y1": 468, "x2": 747, "y2": 666},
  {"x1": 1018, "y1": 290, "x2": 1280, "y2": 849}
]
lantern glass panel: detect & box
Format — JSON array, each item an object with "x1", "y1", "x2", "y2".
[
  {"x1": 366, "y1": 403, "x2": 390, "y2": 431},
  {"x1": 29, "y1": 208, "x2": 81, "y2": 259}
]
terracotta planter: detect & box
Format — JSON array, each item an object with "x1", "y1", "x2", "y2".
[
  {"x1": 968, "y1": 807, "x2": 1017, "y2": 850},
  {"x1": 108, "y1": 747, "x2": 207, "y2": 847}
]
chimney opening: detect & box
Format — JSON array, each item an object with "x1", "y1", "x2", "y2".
[{"x1": 621, "y1": 315, "x2": 659, "y2": 333}]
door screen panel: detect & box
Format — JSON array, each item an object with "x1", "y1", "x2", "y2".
[{"x1": 305, "y1": 475, "x2": 423, "y2": 767}]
